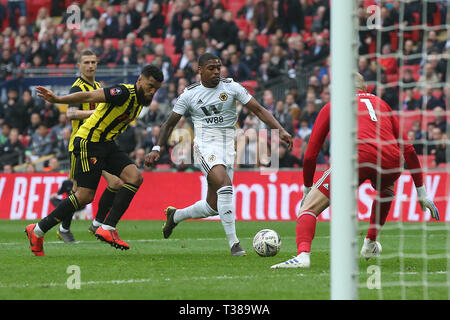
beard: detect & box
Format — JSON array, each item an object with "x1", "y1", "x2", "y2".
[{"x1": 138, "y1": 87, "x2": 152, "y2": 106}]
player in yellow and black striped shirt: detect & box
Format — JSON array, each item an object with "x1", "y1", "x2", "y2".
[
  {"x1": 27, "y1": 65, "x2": 163, "y2": 254},
  {"x1": 56, "y1": 50, "x2": 123, "y2": 244}
]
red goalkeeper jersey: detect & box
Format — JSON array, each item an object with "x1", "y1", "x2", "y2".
[{"x1": 303, "y1": 91, "x2": 423, "y2": 188}]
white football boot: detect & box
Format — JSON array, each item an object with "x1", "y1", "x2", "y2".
[
  {"x1": 360, "y1": 237, "x2": 382, "y2": 260},
  {"x1": 270, "y1": 252, "x2": 311, "y2": 269}
]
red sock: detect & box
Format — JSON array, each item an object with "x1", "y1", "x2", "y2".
[
  {"x1": 366, "y1": 189, "x2": 394, "y2": 241},
  {"x1": 296, "y1": 211, "x2": 317, "y2": 254}
]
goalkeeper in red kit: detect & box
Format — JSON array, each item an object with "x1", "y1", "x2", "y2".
[{"x1": 271, "y1": 73, "x2": 440, "y2": 269}]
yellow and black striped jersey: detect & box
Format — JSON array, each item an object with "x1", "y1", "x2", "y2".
[
  {"x1": 68, "y1": 77, "x2": 102, "y2": 151},
  {"x1": 75, "y1": 83, "x2": 145, "y2": 143}
]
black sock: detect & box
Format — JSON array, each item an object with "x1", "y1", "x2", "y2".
[
  {"x1": 61, "y1": 190, "x2": 76, "y2": 230},
  {"x1": 38, "y1": 194, "x2": 80, "y2": 233},
  {"x1": 95, "y1": 186, "x2": 118, "y2": 223},
  {"x1": 103, "y1": 183, "x2": 139, "y2": 228}
]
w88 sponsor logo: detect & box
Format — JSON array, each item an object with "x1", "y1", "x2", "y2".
[{"x1": 205, "y1": 116, "x2": 224, "y2": 124}]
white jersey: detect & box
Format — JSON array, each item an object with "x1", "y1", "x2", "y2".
[
  {"x1": 173, "y1": 77, "x2": 252, "y2": 133},
  {"x1": 173, "y1": 77, "x2": 252, "y2": 177}
]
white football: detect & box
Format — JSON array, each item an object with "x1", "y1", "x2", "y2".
[{"x1": 253, "y1": 229, "x2": 281, "y2": 257}]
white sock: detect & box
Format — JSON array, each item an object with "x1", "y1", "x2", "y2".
[
  {"x1": 174, "y1": 200, "x2": 218, "y2": 224},
  {"x1": 92, "y1": 220, "x2": 103, "y2": 227},
  {"x1": 33, "y1": 224, "x2": 45, "y2": 237},
  {"x1": 217, "y1": 186, "x2": 239, "y2": 248},
  {"x1": 102, "y1": 224, "x2": 115, "y2": 230},
  {"x1": 59, "y1": 225, "x2": 69, "y2": 233}
]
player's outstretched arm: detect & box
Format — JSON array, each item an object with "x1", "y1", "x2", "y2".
[
  {"x1": 66, "y1": 107, "x2": 95, "y2": 120},
  {"x1": 36, "y1": 86, "x2": 107, "y2": 105},
  {"x1": 245, "y1": 97, "x2": 293, "y2": 150},
  {"x1": 144, "y1": 111, "x2": 182, "y2": 167}
]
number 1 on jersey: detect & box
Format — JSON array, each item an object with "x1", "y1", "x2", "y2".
[{"x1": 361, "y1": 98, "x2": 378, "y2": 122}]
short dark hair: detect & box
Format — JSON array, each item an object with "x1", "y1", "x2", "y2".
[
  {"x1": 140, "y1": 64, "x2": 164, "y2": 82},
  {"x1": 198, "y1": 53, "x2": 220, "y2": 67},
  {"x1": 78, "y1": 50, "x2": 97, "y2": 62}
]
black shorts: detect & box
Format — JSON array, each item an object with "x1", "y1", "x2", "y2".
[{"x1": 72, "y1": 137, "x2": 133, "y2": 190}]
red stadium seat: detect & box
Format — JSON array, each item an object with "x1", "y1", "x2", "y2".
[
  {"x1": 240, "y1": 80, "x2": 258, "y2": 95},
  {"x1": 256, "y1": 34, "x2": 269, "y2": 49},
  {"x1": 152, "y1": 38, "x2": 163, "y2": 44},
  {"x1": 169, "y1": 53, "x2": 181, "y2": 67},
  {"x1": 145, "y1": 54, "x2": 155, "y2": 63}
]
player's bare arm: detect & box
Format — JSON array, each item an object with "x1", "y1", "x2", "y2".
[
  {"x1": 245, "y1": 97, "x2": 293, "y2": 150},
  {"x1": 144, "y1": 111, "x2": 182, "y2": 166},
  {"x1": 36, "y1": 86, "x2": 107, "y2": 105},
  {"x1": 66, "y1": 107, "x2": 95, "y2": 120}
]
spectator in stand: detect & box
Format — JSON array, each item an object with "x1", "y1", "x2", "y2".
[
  {"x1": 303, "y1": 34, "x2": 329, "y2": 67},
  {"x1": 99, "y1": 39, "x2": 118, "y2": 65},
  {"x1": 299, "y1": 101, "x2": 319, "y2": 129},
  {"x1": 296, "y1": 119, "x2": 312, "y2": 140},
  {"x1": 203, "y1": 0, "x2": 225, "y2": 19},
  {"x1": 279, "y1": 142, "x2": 302, "y2": 168},
  {"x1": 273, "y1": 101, "x2": 294, "y2": 136},
  {"x1": 7, "y1": 0, "x2": 27, "y2": 30},
  {"x1": 169, "y1": 0, "x2": 192, "y2": 39},
  {"x1": 148, "y1": 2, "x2": 165, "y2": 37},
  {"x1": 0, "y1": 88, "x2": 19, "y2": 126},
  {"x1": 0, "y1": 49, "x2": 16, "y2": 81},
  {"x1": 140, "y1": 33, "x2": 156, "y2": 56},
  {"x1": 223, "y1": 10, "x2": 239, "y2": 47},
  {"x1": 241, "y1": 44, "x2": 259, "y2": 75},
  {"x1": 0, "y1": 123, "x2": 10, "y2": 145},
  {"x1": 38, "y1": 100, "x2": 60, "y2": 129},
  {"x1": 25, "y1": 112, "x2": 42, "y2": 138},
  {"x1": 228, "y1": 53, "x2": 252, "y2": 82},
  {"x1": 175, "y1": 25, "x2": 193, "y2": 54},
  {"x1": 55, "y1": 42, "x2": 76, "y2": 65},
  {"x1": 124, "y1": 0, "x2": 142, "y2": 31},
  {"x1": 48, "y1": 112, "x2": 69, "y2": 144},
  {"x1": 137, "y1": 100, "x2": 167, "y2": 133},
  {"x1": 117, "y1": 45, "x2": 137, "y2": 66},
  {"x1": 401, "y1": 88, "x2": 420, "y2": 111},
  {"x1": 117, "y1": 14, "x2": 133, "y2": 39},
  {"x1": 428, "y1": 127, "x2": 446, "y2": 166},
  {"x1": 191, "y1": 27, "x2": 206, "y2": 55},
  {"x1": 0, "y1": 127, "x2": 25, "y2": 167},
  {"x1": 54, "y1": 126, "x2": 71, "y2": 161},
  {"x1": 153, "y1": 44, "x2": 174, "y2": 82},
  {"x1": 33, "y1": 7, "x2": 50, "y2": 33},
  {"x1": 378, "y1": 44, "x2": 398, "y2": 76},
  {"x1": 419, "y1": 62, "x2": 440, "y2": 86},
  {"x1": 136, "y1": 16, "x2": 152, "y2": 39},
  {"x1": 102, "y1": 5, "x2": 119, "y2": 38},
  {"x1": 237, "y1": 0, "x2": 255, "y2": 20},
  {"x1": 402, "y1": 68, "x2": 417, "y2": 85},
  {"x1": 285, "y1": 93, "x2": 301, "y2": 121},
  {"x1": 252, "y1": 0, "x2": 275, "y2": 35},
  {"x1": 80, "y1": 8, "x2": 99, "y2": 36},
  {"x1": 262, "y1": 89, "x2": 276, "y2": 114},
  {"x1": 433, "y1": 106, "x2": 447, "y2": 133},
  {"x1": 209, "y1": 8, "x2": 229, "y2": 53},
  {"x1": 277, "y1": 0, "x2": 304, "y2": 34},
  {"x1": 403, "y1": 39, "x2": 422, "y2": 65},
  {"x1": 28, "y1": 123, "x2": 53, "y2": 158},
  {"x1": 419, "y1": 86, "x2": 446, "y2": 110},
  {"x1": 14, "y1": 43, "x2": 31, "y2": 68}
]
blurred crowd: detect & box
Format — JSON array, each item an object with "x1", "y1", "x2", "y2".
[{"x1": 0, "y1": 0, "x2": 447, "y2": 173}]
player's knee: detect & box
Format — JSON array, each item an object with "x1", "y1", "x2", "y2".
[
  {"x1": 126, "y1": 171, "x2": 143, "y2": 187},
  {"x1": 108, "y1": 177, "x2": 123, "y2": 190},
  {"x1": 74, "y1": 190, "x2": 95, "y2": 206}
]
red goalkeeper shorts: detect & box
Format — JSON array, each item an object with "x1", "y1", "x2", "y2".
[{"x1": 315, "y1": 165, "x2": 401, "y2": 198}]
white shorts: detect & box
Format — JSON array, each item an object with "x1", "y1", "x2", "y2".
[{"x1": 193, "y1": 142, "x2": 235, "y2": 181}]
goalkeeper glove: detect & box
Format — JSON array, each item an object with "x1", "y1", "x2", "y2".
[{"x1": 416, "y1": 186, "x2": 440, "y2": 220}]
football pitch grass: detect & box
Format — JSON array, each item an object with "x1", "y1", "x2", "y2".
[{"x1": 0, "y1": 220, "x2": 448, "y2": 300}]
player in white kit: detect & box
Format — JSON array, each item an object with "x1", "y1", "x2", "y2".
[{"x1": 145, "y1": 53, "x2": 293, "y2": 256}]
